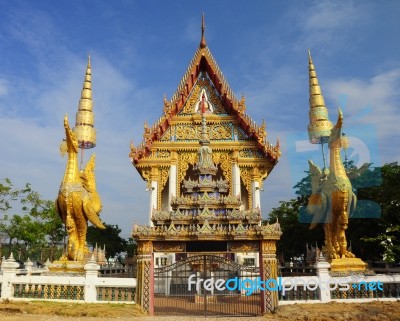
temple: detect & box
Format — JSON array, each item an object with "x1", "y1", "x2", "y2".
[{"x1": 130, "y1": 15, "x2": 282, "y2": 315}]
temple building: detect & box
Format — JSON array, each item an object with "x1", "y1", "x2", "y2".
[{"x1": 130, "y1": 16, "x2": 282, "y2": 316}]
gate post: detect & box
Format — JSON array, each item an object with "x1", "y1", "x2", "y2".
[
  {"x1": 136, "y1": 241, "x2": 154, "y2": 314},
  {"x1": 260, "y1": 240, "x2": 279, "y2": 313}
]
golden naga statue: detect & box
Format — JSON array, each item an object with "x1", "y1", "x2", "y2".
[
  {"x1": 56, "y1": 115, "x2": 105, "y2": 261},
  {"x1": 308, "y1": 109, "x2": 356, "y2": 260}
]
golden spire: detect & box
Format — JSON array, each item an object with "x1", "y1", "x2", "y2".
[
  {"x1": 307, "y1": 49, "x2": 333, "y2": 144},
  {"x1": 199, "y1": 13, "x2": 207, "y2": 49},
  {"x1": 73, "y1": 55, "x2": 96, "y2": 149}
]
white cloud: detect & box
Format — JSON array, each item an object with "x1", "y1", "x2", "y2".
[
  {"x1": 293, "y1": 0, "x2": 371, "y2": 52},
  {"x1": 326, "y1": 68, "x2": 400, "y2": 163}
]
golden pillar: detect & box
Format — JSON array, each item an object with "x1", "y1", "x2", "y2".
[
  {"x1": 135, "y1": 241, "x2": 153, "y2": 314},
  {"x1": 260, "y1": 240, "x2": 279, "y2": 313}
]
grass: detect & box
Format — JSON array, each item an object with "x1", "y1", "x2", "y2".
[{"x1": 0, "y1": 300, "x2": 145, "y2": 317}]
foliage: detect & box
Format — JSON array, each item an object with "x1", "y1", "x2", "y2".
[
  {"x1": 0, "y1": 178, "x2": 65, "y2": 261},
  {"x1": 356, "y1": 163, "x2": 400, "y2": 262},
  {"x1": 1, "y1": 178, "x2": 130, "y2": 263},
  {"x1": 87, "y1": 224, "x2": 127, "y2": 261},
  {"x1": 125, "y1": 238, "x2": 138, "y2": 257},
  {"x1": 269, "y1": 161, "x2": 400, "y2": 264},
  {"x1": 268, "y1": 198, "x2": 324, "y2": 262},
  {"x1": 0, "y1": 178, "x2": 31, "y2": 212}
]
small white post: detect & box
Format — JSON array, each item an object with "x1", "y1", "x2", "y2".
[
  {"x1": 25, "y1": 258, "x2": 33, "y2": 276},
  {"x1": 314, "y1": 253, "x2": 331, "y2": 302},
  {"x1": 1, "y1": 253, "x2": 20, "y2": 300},
  {"x1": 84, "y1": 255, "x2": 100, "y2": 303}
]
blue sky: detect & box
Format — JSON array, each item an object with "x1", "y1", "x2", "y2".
[{"x1": 0, "y1": 1, "x2": 399, "y2": 238}]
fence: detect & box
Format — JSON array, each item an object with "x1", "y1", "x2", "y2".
[
  {"x1": 278, "y1": 255, "x2": 400, "y2": 305},
  {"x1": 1, "y1": 253, "x2": 399, "y2": 310},
  {"x1": 0, "y1": 254, "x2": 136, "y2": 304}
]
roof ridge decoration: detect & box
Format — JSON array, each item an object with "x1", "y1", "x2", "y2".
[{"x1": 130, "y1": 15, "x2": 281, "y2": 165}]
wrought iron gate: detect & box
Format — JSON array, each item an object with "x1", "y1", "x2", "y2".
[{"x1": 154, "y1": 253, "x2": 262, "y2": 316}]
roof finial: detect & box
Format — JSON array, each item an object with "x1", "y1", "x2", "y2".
[
  {"x1": 307, "y1": 49, "x2": 333, "y2": 145},
  {"x1": 73, "y1": 54, "x2": 96, "y2": 150},
  {"x1": 200, "y1": 13, "x2": 207, "y2": 49}
]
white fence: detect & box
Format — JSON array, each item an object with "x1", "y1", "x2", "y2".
[
  {"x1": 1, "y1": 253, "x2": 399, "y2": 308},
  {"x1": 0, "y1": 254, "x2": 136, "y2": 304},
  {"x1": 279, "y1": 257, "x2": 400, "y2": 305}
]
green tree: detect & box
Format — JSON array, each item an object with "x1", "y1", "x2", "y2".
[
  {"x1": 0, "y1": 178, "x2": 31, "y2": 212},
  {"x1": 356, "y1": 163, "x2": 400, "y2": 262},
  {"x1": 87, "y1": 224, "x2": 127, "y2": 261},
  {"x1": 23, "y1": 193, "x2": 66, "y2": 260},
  {"x1": 0, "y1": 179, "x2": 65, "y2": 261},
  {"x1": 125, "y1": 238, "x2": 137, "y2": 258},
  {"x1": 270, "y1": 162, "x2": 400, "y2": 264},
  {"x1": 268, "y1": 198, "x2": 324, "y2": 262}
]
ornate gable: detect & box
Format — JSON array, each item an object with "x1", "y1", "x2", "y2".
[{"x1": 130, "y1": 38, "x2": 280, "y2": 167}]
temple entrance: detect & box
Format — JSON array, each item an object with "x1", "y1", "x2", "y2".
[{"x1": 154, "y1": 253, "x2": 262, "y2": 316}]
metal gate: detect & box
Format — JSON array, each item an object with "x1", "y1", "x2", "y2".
[{"x1": 154, "y1": 253, "x2": 262, "y2": 316}]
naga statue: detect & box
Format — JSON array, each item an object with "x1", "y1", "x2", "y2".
[
  {"x1": 56, "y1": 115, "x2": 105, "y2": 261},
  {"x1": 308, "y1": 109, "x2": 356, "y2": 260}
]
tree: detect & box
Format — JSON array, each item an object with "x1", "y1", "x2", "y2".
[
  {"x1": 0, "y1": 178, "x2": 31, "y2": 212},
  {"x1": 268, "y1": 198, "x2": 324, "y2": 262},
  {"x1": 0, "y1": 179, "x2": 65, "y2": 261},
  {"x1": 126, "y1": 238, "x2": 137, "y2": 258},
  {"x1": 269, "y1": 162, "x2": 400, "y2": 264},
  {"x1": 356, "y1": 163, "x2": 400, "y2": 262},
  {"x1": 86, "y1": 224, "x2": 127, "y2": 261}
]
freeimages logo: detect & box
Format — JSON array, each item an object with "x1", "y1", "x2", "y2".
[{"x1": 187, "y1": 274, "x2": 383, "y2": 296}]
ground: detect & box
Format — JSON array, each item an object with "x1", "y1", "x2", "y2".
[{"x1": 0, "y1": 300, "x2": 399, "y2": 321}]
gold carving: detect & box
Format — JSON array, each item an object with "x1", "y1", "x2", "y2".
[
  {"x1": 239, "y1": 166, "x2": 252, "y2": 208},
  {"x1": 175, "y1": 123, "x2": 231, "y2": 141},
  {"x1": 160, "y1": 127, "x2": 171, "y2": 141},
  {"x1": 176, "y1": 125, "x2": 198, "y2": 140},
  {"x1": 181, "y1": 78, "x2": 227, "y2": 115},
  {"x1": 137, "y1": 241, "x2": 153, "y2": 255},
  {"x1": 178, "y1": 152, "x2": 198, "y2": 196},
  {"x1": 212, "y1": 152, "x2": 232, "y2": 194},
  {"x1": 141, "y1": 167, "x2": 151, "y2": 189},
  {"x1": 157, "y1": 166, "x2": 170, "y2": 209},
  {"x1": 153, "y1": 241, "x2": 185, "y2": 252},
  {"x1": 209, "y1": 124, "x2": 231, "y2": 139},
  {"x1": 261, "y1": 240, "x2": 277, "y2": 254},
  {"x1": 228, "y1": 241, "x2": 259, "y2": 252},
  {"x1": 182, "y1": 83, "x2": 201, "y2": 114},
  {"x1": 56, "y1": 115, "x2": 105, "y2": 261}
]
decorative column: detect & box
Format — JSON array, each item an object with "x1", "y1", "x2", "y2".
[
  {"x1": 251, "y1": 168, "x2": 261, "y2": 209},
  {"x1": 1, "y1": 254, "x2": 19, "y2": 300},
  {"x1": 168, "y1": 151, "x2": 178, "y2": 211},
  {"x1": 84, "y1": 255, "x2": 100, "y2": 303},
  {"x1": 232, "y1": 150, "x2": 241, "y2": 198},
  {"x1": 315, "y1": 252, "x2": 331, "y2": 302},
  {"x1": 148, "y1": 167, "x2": 159, "y2": 227},
  {"x1": 136, "y1": 241, "x2": 154, "y2": 314},
  {"x1": 259, "y1": 240, "x2": 279, "y2": 313}
]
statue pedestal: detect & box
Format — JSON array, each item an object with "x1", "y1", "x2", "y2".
[
  {"x1": 330, "y1": 258, "x2": 368, "y2": 272},
  {"x1": 47, "y1": 258, "x2": 85, "y2": 274}
]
